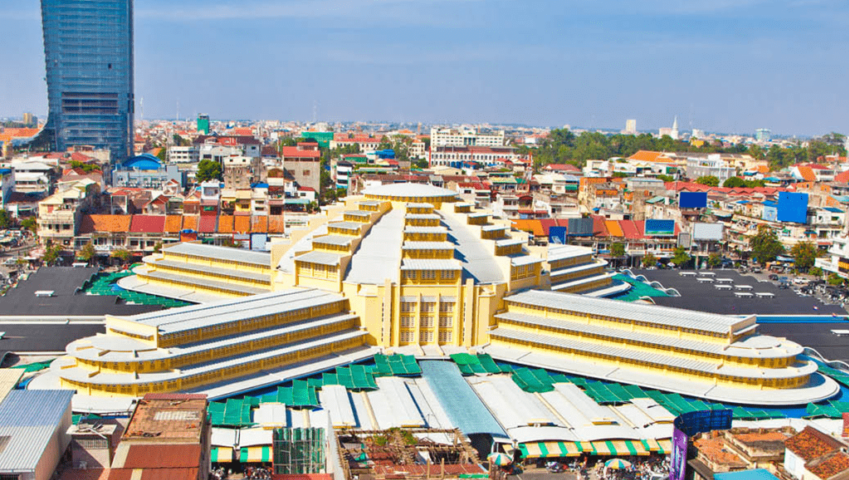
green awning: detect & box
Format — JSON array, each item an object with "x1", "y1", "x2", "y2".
[
  {"x1": 211, "y1": 447, "x2": 233, "y2": 463},
  {"x1": 240, "y1": 445, "x2": 271, "y2": 463}
]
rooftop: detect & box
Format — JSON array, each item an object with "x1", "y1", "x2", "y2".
[
  {"x1": 123, "y1": 393, "x2": 207, "y2": 442},
  {"x1": 164, "y1": 242, "x2": 270, "y2": 267},
  {"x1": 363, "y1": 183, "x2": 459, "y2": 199},
  {"x1": 505, "y1": 289, "x2": 749, "y2": 335}
]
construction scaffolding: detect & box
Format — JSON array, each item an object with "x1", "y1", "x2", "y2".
[{"x1": 273, "y1": 427, "x2": 326, "y2": 475}]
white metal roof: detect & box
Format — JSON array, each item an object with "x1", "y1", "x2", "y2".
[
  {"x1": 510, "y1": 255, "x2": 544, "y2": 267},
  {"x1": 295, "y1": 251, "x2": 343, "y2": 266},
  {"x1": 547, "y1": 245, "x2": 594, "y2": 262},
  {"x1": 368, "y1": 377, "x2": 425, "y2": 428},
  {"x1": 0, "y1": 390, "x2": 73, "y2": 472},
  {"x1": 254, "y1": 403, "x2": 287, "y2": 428},
  {"x1": 495, "y1": 238, "x2": 524, "y2": 248},
  {"x1": 312, "y1": 235, "x2": 355, "y2": 246},
  {"x1": 363, "y1": 183, "x2": 458, "y2": 198},
  {"x1": 328, "y1": 221, "x2": 364, "y2": 231},
  {"x1": 401, "y1": 259, "x2": 462, "y2": 270},
  {"x1": 344, "y1": 207, "x2": 404, "y2": 284},
  {"x1": 343, "y1": 210, "x2": 371, "y2": 217},
  {"x1": 505, "y1": 289, "x2": 748, "y2": 335},
  {"x1": 402, "y1": 241, "x2": 455, "y2": 250},
  {"x1": 120, "y1": 289, "x2": 344, "y2": 334},
  {"x1": 405, "y1": 214, "x2": 441, "y2": 220},
  {"x1": 629, "y1": 398, "x2": 675, "y2": 423},
  {"x1": 165, "y1": 242, "x2": 270, "y2": 267},
  {"x1": 481, "y1": 224, "x2": 508, "y2": 232},
  {"x1": 153, "y1": 259, "x2": 271, "y2": 283},
  {"x1": 467, "y1": 375, "x2": 557, "y2": 428},
  {"x1": 404, "y1": 226, "x2": 448, "y2": 234},
  {"x1": 320, "y1": 385, "x2": 357, "y2": 428}
]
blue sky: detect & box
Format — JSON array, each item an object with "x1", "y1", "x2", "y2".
[{"x1": 1, "y1": 0, "x2": 848, "y2": 136}]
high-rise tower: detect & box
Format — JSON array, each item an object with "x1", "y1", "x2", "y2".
[{"x1": 40, "y1": 0, "x2": 134, "y2": 162}]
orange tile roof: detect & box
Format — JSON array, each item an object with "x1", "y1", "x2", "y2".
[
  {"x1": 757, "y1": 165, "x2": 770, "y2": 174},
  {"x1": 628, "y1": 150, "x2": 671, "y2": 163},
  {"x1": 605, "y1": 220, "x2": 624, "y2": 237},
  {"x1": 809, "y1": 452, "x2": 849, "y2": 479},
  {"x1": 164, "y1": 215, "x2": 183, "y2": 233},
  {"x1": 511, "y1": 219, "x2": 544, "y2": 236},
  {"x1": 79, "y1": 215, "x2": 131, "y2": 234},
  {"x1": 217, "y1": 215, "x2": 235, "y2": 234},
  {"x1": 182, "y1": 216, "x2": 199, "y2": 231},
  {"x1": 797, "y1": 166, "x2": 817, "y2": 182},
  {"x1": 785, "y1": 427, "x2": 843, "y2": 462},
  {"x1": 251, "y1": 216, "x2": 268, "y2": 233},
  {"x1": 234, "y1": 216, "x2": 250, "y2": 233},
  {"x1": 268, "y1": 215, "x2": 285, "y2": 233}
]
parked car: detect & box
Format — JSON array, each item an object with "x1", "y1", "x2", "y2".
[{"x1": 769, "y1": 274, "x2": 779, "y2": 281}]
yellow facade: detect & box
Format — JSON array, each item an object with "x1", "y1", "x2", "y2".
[{"x1": 72, "y1": 183, "x2": 817, "y2": 400}]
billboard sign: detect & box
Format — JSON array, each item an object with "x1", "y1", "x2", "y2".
[
  {"x1": 679, "y1": 192, "x2": 708, "y2": 209},
  {"x1": 549, "y1": 226, "x2": 567, "y2": 244},
  {"x1": 840, "y1": 258, "x2": 849, "y2": 275},
  {"x1": 670, "y1": 427, "x2": 689, "y2": 480},
  {"x1": 777, "y1": 192, "x2": 809, "y2": 224},
  {"x1": 693, "y1": 223, "x2": 724, "y2": 241},
  {"x1": 645, "y1": 219, "x2": 675, "y2": 236},
  {"x1": 678, "y1": 233, "x2": 692, "y2": 248}
]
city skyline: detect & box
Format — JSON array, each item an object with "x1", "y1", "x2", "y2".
[{"x1": 2, "y1": 0, "x2": 848, "y2": 136}]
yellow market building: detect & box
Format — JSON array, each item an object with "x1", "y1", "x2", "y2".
[{"x1": 52, "y1": 183, "x2": 838, "y2": 404}]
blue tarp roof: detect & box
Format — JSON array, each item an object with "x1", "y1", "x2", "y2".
[
  {"x1": 121, "y1": 153, "x2": 163, "y2": 170},
  {"x1": 824, "y1": 207, "x2": 843, "y2": 213},
  {"x1": 419, "y1": 361, "x2": 506, "y2": 438},
  {"x1": 736, "y1": 200, "x2": 749, "y2": 204},
  {"x1": 763, "y1": 201, "x2": 777, "y2": 207},
  {"x1": 715, "y1": 470, "x2": 779, "y2": 480}
]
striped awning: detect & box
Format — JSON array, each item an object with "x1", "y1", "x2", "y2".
[
  {"x1": 240, "y1": 446, "x2": 272, "y2": 463},
  {"x1": 657, "y1": 439, "x2": 672, "y2": 455},
  {"x1": 591, "y1": 440, "x2": 650, "y2": 456},
  {"x1": 211, "y1": 447, "x2": 233, "y2": 463},
  {"x1": 518, "y1": 442, "x2": 581, "y2": 458}
]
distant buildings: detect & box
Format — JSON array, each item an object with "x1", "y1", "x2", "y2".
[
  {"x1": 282, "y1": 143, "x2": 321, "y2": 193},
  {"x1": 430, "y1": 127, "x2": 505, "y2": 147},
  {"x1": 624, "y1": 119, "x2": 637, "y2": 134},
  {"x1": 112, "y1": 154, "x2": 184, "y2": 190},
  {"x1": 756, "y1": 128, "x2": 772, "y2": 142},
  {"x1": 197, "y1": 113, "x2": 210, "y2": 135},
  {"x1": 40, "y1": 0, "x2": 134, "y2": 161}
]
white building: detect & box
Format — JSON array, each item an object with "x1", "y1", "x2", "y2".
[
  {"x1": 685, "y1": 154, "x2": 736, "y2": 183},
  {"x1": 11, "y1": 160, "x2": 53, "y2": 194},
  {"x1": 430, "y1": 127, "x2": 505, "y2": 147},
  {"x1": 167, "y1": 145, "x2": 199, "y2": 163}
]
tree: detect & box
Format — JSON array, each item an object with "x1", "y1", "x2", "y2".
[
  {"x1": 750, "y1": 225, "x2": 785, "y2": 264},
  {"x1": 195, "y1": 159, "x2": 222, "y2": 183},
  {"x1": 810, "y1": 266, "x2": 824, "y2": 277},
  {"x1": 155, "y1": 148, "x2": 167, "y2": 162},
  {"x1": 0, "y1": 209, "x2": 11, "y2": 229},
  {"x1": 42, "y1": 241, "x2": 64, "y2": 266},
  {"x1": 722, "y1": 177, "x2": 746, "y2": 188},
  {"x1": 153, "y1": 242, "x2": 163, "y2": 254},
  {"x1": 78, "y1": 242, "x2": 96, "y2": 262},
  {"x1": 707, "y1": 253, "x2": 722, "y2": 269},
  {"x1": 220, "y1": 238, "x2": 238, "y2": 248},
  {"x1": 110, "y1": 248, "x2": 131, "y2": 264},
  {"x1": 670, "y1": 247, "x2": 691, "y2": 268},
  {"x1": 20, "y1": 217, "x2": 37, "y2": 233},
  {"x1": 642, "y1": 252, "x2": 658, "y2": 268},
  {"x1": 69, "y1": 160, "x2": 100, "y2": 173},
  {"x1": 790, "y1": 241, "x2": 818, "y2": 272},
  {"x1": 656, "y1": 175, "x2": 674, "y2": 183},
  {"x1": 828, "y1": 273, "x2": 845, "y2": 286},
  {"x1": 610, "y1": 242, "x2": 626, "y2": 258},
  {"x1": 695, "y1": 176, "x2": 720, "y2": 187}
]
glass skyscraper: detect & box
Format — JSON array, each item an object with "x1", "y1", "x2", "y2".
[{"x1": 40, "y1": 0, "x2": 134, "y2": 162}]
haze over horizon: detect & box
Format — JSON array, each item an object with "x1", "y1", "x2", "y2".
[{"x1": 2, "y1": 0, "x2": 848, "y2": 137}]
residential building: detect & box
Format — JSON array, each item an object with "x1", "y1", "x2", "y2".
[
  {"x1": 282, "y1": 143, "x2": 321, "y2": 193},
  {"x1": 167, "y1": 145, "x2": 199, "y2": 163},
  {"x1": 784, "y1": 426, "x2": 849, "y2": 480},
  {"x1": 430, "y1": 127, "x2": 505, "y2": 147},
  {"x1": 112, "y1": 153, "x2": 184, "y2": 189},
  {"x1": 195, "y1": 135, "x2": 261, "y2": 160},
  {"x1": 110, "y1": 393, "x2": 211, "y2": 480},
  {"x1": 222, "y1": 155, "x2": 265, "y2": 189},
  {"x1": 40, "y1": 0, "x2": 134, "y2": 161},
  {"x1": 0, "y1": 168, "x2": 13, "y2": 206},
  {"x1": 686, "y1": 154, "x2": 737, "y2": 184},
  {"x1": 11, "y1": 160, "x2": 53, "y2": 194},
  {"x1": 37, "y1": 178, "x2": 100, "y2": 247},
  {"x1": 335, "y1": 160, "x2": 353, "y2": 190}
]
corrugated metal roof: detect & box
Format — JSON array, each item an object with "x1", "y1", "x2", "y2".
[
  {"x1": 419, "y1": 361, "x2": 505, "y2": 437},
  {"x1": 505, "y1": 290, "x2": 744, "y2": 334},
  {"x1": 312, "y1": 235, "x2": 354, "y2": 246},
  {"x1": 123, "y1": 289, "x2": 344, "y2": 334},
  {"x1": 295, "y1": 251, "x2": 343, "y2": 266},
  {"x1": 363, "y1": 183, "x2": 457, "y2": 198},
  {"x1": 402, "y1": 241, "x2": 455, "y2": 250},
  {"x1": 401, "y1": 259, "x2": 462, "y2": 270},
  {"x1": 0, "y1": 390, "x2": 73, "y2": 471},
  {"x1": 165, "y1": 242, "x2": 270, "y2": 266}
]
